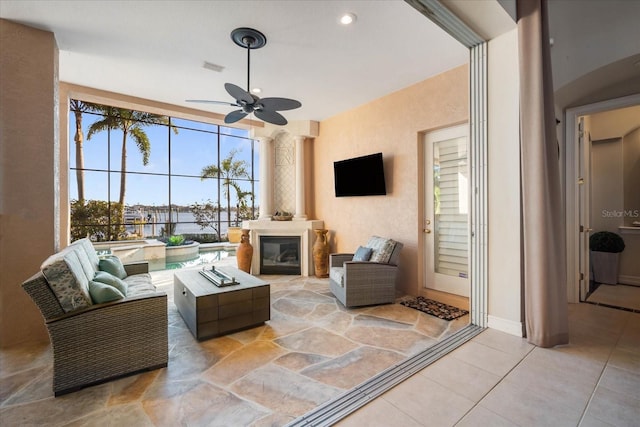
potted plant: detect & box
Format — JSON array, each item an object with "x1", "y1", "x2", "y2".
[
  {"x1": 590, "y1": 231, "x2": 625, "y2": 285},
  {"x1": 228, "y1": 190, "x2": 256, "y2": 243}
]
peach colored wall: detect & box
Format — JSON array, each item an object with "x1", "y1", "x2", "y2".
[
  {"x1": 0, "y1": 20, "x2": 58, "y2": 347},
  {"x1": 312, "y1": 65, "x2": 469, "y2": 297}
]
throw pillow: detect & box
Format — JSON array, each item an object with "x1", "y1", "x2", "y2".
[
  {"x1": 88, "y1": 281, "x2": 125, "y2": 304},
  {"x1": 352, "y1": 246, "x2": 373, "y2": 262},
  {"x1": 368, "y1": 237, "x2": 397, "y2": 264},
  {"x1": 41, "y1": 254, "x2": 93, "y2": 313},
  {"x1": 93, "y1": 270, "x2": 128, "y2": 296},
  {"x1": 99, "y1": 256, "x2": 127, "y2": 279}
]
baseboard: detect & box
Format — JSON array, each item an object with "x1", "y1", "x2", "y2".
[
  {"x1": 487, "y1": 315, "x2": 524, "y2": 337},
  {"x1": 618, "y1": 275, "x2": 640, "y2": 287}
]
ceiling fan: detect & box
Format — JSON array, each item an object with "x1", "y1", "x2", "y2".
[{"x1": 187, "y1": 27, "x2": 302, "y2": 126}]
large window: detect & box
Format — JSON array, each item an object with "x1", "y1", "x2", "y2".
[{"x1": 69, "y1": 101, "x2": 258, "y2": 242}]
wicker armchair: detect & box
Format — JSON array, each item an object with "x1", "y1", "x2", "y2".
[
  {"x1": 22, "y1": 261, "x2": 168, "y2": 396},
  {"x1": 329, "y1": 236, "x2": 403, "y2": 308}
]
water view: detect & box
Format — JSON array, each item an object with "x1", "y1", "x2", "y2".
[{"x1": 125, "y1": 209, "x2": 233, "y2": 239}]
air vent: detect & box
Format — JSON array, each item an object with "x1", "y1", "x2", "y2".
[{"x1": 203, "y1": 61, "x2": 224, "y2": 72}]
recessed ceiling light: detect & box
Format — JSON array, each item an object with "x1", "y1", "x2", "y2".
[
  {"x1": 339, "y1": 13, "x2": 357, "y2": 25},
  {"x1": 251, "y1": 87, "x2": 262, "y2": 94}
]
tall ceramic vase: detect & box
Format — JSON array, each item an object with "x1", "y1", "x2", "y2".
[
  {"x1": 237, "y1": 229, "x2": 253, "y2": 273},
  {"x1": 313, "y1": 229, "x2": 329, "y2": 278}
]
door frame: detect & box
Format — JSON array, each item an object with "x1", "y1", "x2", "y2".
[
  {"x1": 565, "y1": 93, "x2": 640, "y2": 303},
  {"x1": 423, "y1": 123, "x2": 471, "y2": 298}
]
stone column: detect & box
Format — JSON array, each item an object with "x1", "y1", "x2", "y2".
[
  {"x1": 256, "y1": 136, "x2": 274, "y2": 219},
  {"x1": 294, "y1": 135, "x2": 307, "y2": 220}
]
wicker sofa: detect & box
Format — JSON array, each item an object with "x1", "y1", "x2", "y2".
[
  {"x1": 22, "y1": 238, "x2": 168, "y2": 396},
  {"x1": 329, "y1": 236, "x2": 403, "y2": 308}
]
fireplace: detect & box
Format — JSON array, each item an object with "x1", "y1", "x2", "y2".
[
  {"x1": 260, "y1": 236, "x2": 301, "y2": 275},
  {"x1": 245, "y1": 219, "x2": 324, "y2": 276}
]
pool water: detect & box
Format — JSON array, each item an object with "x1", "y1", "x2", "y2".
[{"x1": 165, "y1": 249, "x2": 236, "y2": 270}]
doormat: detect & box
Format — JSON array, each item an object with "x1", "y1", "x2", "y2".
[{"x1": 400, "y1": 296, "x2": 469, "y2": 321}]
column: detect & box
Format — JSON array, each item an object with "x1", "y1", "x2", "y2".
[
  {"x1": 256, "y1": 136, "x2": 274, "y2": 219},
  {"x1": 294, "y1": 135, "x2": 307, "y2": 220}
]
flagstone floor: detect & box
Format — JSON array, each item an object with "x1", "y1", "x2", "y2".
[{"x1": 0, "y1": 257, "x2": 468, "y2": 426}]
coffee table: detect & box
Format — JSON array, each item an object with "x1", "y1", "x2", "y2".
[{"x1": 174, "y1": 266, "x2": 270, "y2": 340}]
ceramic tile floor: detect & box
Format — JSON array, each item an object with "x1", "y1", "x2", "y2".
[
  {"x1": 0, "y1": 258, "x2": 469, "y2": 426},
  {"x1": 337, "y1": 302, "x2": 640, "y2": 427}
]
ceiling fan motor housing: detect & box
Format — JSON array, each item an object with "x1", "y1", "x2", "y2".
[{"x1": 231, "y1": 28, "x2": 267, "y2": 49}]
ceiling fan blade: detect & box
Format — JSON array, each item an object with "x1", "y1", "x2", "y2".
[
  {"x1": 254, "y1": 109, "x2": 288, "y2": 126},
  {"x1": 185, "y1": 99, "x2": 239, "y2": 107},
  {"x1": 259, "y1": 97, "x2": 302, "y2": 111},
  {"x1": 224, "y1": 110, "x2": 248, "y2": 124},
  {"x1": 225, "y1": 83, "x2": 254, "y2": 104}
]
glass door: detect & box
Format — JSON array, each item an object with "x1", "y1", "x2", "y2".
[{"x1": 424, "y1": 124, "x2": 470, "y2": 297}]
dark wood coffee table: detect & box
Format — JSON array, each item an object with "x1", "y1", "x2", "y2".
[{"x1": 174, "y1": 266, "x2": 270, "y2": 340}]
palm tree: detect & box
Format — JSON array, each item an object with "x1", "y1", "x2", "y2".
[
  {"x1": 201, "y1": 149, "x2": 251, "y2": 226},
  {"x1": 70, "y1": 100, "x2": 99, "y2": 202},
  {"x1": 86, "y1": 107, "x2": 176, "y2": 206}
]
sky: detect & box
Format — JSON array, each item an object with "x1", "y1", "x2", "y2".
[{"x1": 69, "y1": 111, "x2": 259, "y2": 208}]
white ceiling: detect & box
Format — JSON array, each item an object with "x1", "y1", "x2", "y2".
[{"x1": 0, "y1": 0, "x2": 469, "y2": 123}]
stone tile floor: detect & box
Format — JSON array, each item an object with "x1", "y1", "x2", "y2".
[{"x1": 0, "y1": 258, "x2": 468, "y2": 426}]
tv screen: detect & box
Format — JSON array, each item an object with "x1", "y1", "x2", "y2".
[{"x1": 334, "y1": 152, "x2": 386, "y2": 197}]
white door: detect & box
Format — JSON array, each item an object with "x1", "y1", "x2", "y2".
[
  {"x1": 424, "y1": 124, "x2": 470, "y2": 297},
  {"x1": 578, "y1": 117, "x2": 592, "y2": 300}
]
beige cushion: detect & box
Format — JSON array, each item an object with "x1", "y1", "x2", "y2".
[
  {"x1": 71, "y1": 238, "x2": 101, "y2": 271},
  {"x1": 124, "y1": 273, "x2": 156, "y2": 297},
  {"x1": 75, "y1": 245, "x2": 96, "y2": 280},
  {"x1": 329, "y1": 267, "x2": 345, "y2": 287}
]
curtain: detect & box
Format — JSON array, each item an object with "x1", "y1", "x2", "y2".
[{"x1": 517, "y1": 0, "x2": 569, "y2": 347}]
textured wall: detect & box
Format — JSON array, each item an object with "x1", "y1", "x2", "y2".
[
  {"x1": 0, "y1": 19, "x2": 58, "y2": 347},
  {"x1": 312, "y1": 65, "x2": 469, "y2": 297},
  {"x1": 274, "y1": 132, "x2": 296, "y2": 214}
]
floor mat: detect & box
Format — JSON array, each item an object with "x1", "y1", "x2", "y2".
[{"x1": 400, "y1": 296, "x2": 469, "y2": 321}]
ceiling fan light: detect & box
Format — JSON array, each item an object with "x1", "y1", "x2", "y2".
[
  {"x1": 251, "y1": 87, "x2": 262, "y2": 94},
  {"x1": 339, "y1": 13, "x2": 357, "y2": 25}
]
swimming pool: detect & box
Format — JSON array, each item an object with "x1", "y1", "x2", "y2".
[{"x1": 164, "y1": 248, "x2": 236, "y2": 270}]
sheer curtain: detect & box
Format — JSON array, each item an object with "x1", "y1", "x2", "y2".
[{"x1": 517, "y1": 0, "x2": 569, "y2": 347}]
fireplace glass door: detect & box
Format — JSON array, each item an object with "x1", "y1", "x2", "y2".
[{"x1": 260, "y1": 236, "x2": 301, "y2": 275}]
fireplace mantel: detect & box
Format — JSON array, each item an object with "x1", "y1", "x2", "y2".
[{"x1": 243, "y1": 219, "x2": 324, "y2": 276}]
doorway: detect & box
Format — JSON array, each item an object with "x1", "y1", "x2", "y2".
[
  {"x1": 565, "y1": 94, "x2": 640, "y2": 308},
  {"x1": 423, "y1": 124, "x2": 470, "y2": 300}
]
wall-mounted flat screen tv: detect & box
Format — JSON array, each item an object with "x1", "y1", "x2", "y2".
[{"x1": 334, "y1": 152, "x2": 386, "y2": 197}]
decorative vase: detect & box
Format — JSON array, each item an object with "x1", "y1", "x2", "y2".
[
  {"x1": 313, "y1": 229, "x2": 329, "y2": 278},
  {"x1": 237, "y1": 229, "x2": 253, "y2": 273}
]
